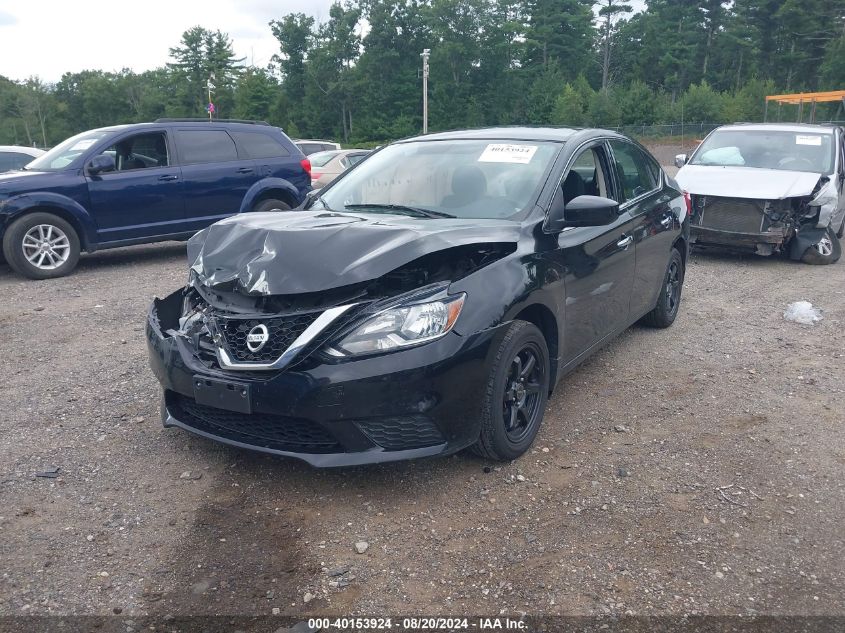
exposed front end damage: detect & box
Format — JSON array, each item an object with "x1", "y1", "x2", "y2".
[
  {"x1": 687, "y1": 175, "x2": 841, "y2": 262},
  {"x1": 146, "y1": 213, "x2": 518, "y2": 466}
]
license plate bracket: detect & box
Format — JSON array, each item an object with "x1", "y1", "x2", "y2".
[{"x1": 193, "y1": 376, "x2": 252, "y2": 414}]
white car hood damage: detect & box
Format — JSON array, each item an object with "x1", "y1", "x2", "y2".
[{"x1": 676, "y1": 165, "x2": 821, "y2": 199}]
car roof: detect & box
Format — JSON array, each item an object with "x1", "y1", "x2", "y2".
[
  {"x1": 398, "y1": 126, "x2": 629, "y2": 144},
  {"x1": 0, "y1": 145, "x2": 45, "y2": 156},
  {"x1": 715, "y1": 123, "x2": 838, "y2": 134},
  {"x1": 81, "y1": 121, "x2": 282, "y2": 135}
]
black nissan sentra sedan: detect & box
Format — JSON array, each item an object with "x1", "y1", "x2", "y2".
[{"x1": 147, "y1": 127, "x2": 690, "y2": 467}]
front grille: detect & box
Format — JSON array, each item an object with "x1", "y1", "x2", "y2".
[
  {"x1": 696, "y1": 197, "x2": 766, "y2": 233},
  {"x1": 355, "y1": 416, "x2": 444, "y2": 450},
  {"x1": 217, "y1": 312, "x2": 320, "y2": 363},
  {"x1": 168, "y1": 392, "x2": 342, "y2": 453}
]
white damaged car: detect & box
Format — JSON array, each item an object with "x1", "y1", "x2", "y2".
[{"x1": 675, "y1": 123, "x2": 844, "y2": 264}]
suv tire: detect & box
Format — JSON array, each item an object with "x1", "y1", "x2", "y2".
[
  {"x1": 3, "y1": 212, "x2": 81, "y2": 280},
  {"x1": 642, "y1": 247, "x2": 684, "y2": 328},
  {"x1": 800, "y1": 227, "x2": 841, "y2": 265},
  {"x1": 471, "y1": 321, "x2": 550, "y2": 461},
  {"x1": 253, "y1": 199, "x2": 291, "y2": 213}
]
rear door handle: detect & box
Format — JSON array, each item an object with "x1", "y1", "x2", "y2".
[
  {"x1": 237, "y1": 167, "x2": 253, "y2": 174},
  {"x1": 158, "y1": 174, "x2": 178, "y2": 181},
  {"x1": 617, "y1": 235, "x2": 633, "y2": 249}
]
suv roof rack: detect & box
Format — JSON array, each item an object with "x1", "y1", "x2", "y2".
[{"x1": 154, "y1": 118, "x2": 270, "y2": 126}]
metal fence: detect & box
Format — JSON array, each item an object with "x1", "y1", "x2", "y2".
[{"x1": 604, "y1": 120, "x2": 845, "y2": 141}]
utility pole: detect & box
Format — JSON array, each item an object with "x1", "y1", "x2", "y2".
[
  {"x1": 421, "y1": 49, "x2": 430, "y2": 134},
  {"x1": 207, "y1": 73, "x2": 216, "y2": 121}
]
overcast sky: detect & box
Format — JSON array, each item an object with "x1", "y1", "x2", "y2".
[
  {"x1": 0, "y1": 0, "x2": 646, "y2": 83},
  {"x1": 0, "y1": 0, "x2": 337, "y2": 82}
]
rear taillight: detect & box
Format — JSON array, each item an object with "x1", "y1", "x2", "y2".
[
  {"x1": 683, "y1": 190, "x2": 692, "y2": 215},
  {"x1": 300, "y1": 157, "x2": 311, "y2": 178}
]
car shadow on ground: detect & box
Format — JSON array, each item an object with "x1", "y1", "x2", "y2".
[
  {"x1": 0, "y1": 241, "x2": 189, "y2": 279},
  {"x1": 689, "y1": 245, "x2": 836, "y2": 268},
  {"x1": 76, "y1": 241, "x2": 188, "y2": 271}
]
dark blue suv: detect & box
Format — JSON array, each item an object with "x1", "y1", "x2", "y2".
[{"x1": 0, "y1": 119, "x2": 311, "y2": 279}]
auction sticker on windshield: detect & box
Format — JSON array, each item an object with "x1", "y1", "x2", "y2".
[
  {"x1": 795, "y1": 135, "x2": 822, "y2": 146},
  {"x1": 478, "y1": 143, "x2": 538, "y2": 164},
  {"x1": 70, "y1": 139, "x2": 98, "y2": 151}
]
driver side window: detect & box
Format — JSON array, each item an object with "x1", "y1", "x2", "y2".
[
  {"x1": 98, "y1": 132, "x2": 169, "y2": 172},
  {"x1": 562, "y1": 147, "x2": 609, "y2": 204}
]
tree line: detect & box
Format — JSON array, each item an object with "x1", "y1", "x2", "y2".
[{"x1": 1, "y1": 0, "x2": 843, "y2": 148}]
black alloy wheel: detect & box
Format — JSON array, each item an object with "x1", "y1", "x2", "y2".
[
  {"x1": 665, "y1": 258, "x2": 681, "y2": 314},
  {"x1": 471, "y1": 320, "x2": 550, "y2": 461},
  {"x1": 641, "y1": 247, "x2": 684, "y2": 328},
  {"x1": 502, "y1": 343, "x2": 545, "y2": 443}
]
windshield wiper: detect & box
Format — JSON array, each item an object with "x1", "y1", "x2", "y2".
[{"x1": 344, "y1": 203, "x2": 456, "y2": 219}]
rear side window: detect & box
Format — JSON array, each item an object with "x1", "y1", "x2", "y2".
[
  {"x1": 232, "y1": 131, "x2": 290, "y2": 159},
  {"x1": 345, "y1": 153, "x2": 367, "y2": 167},
  {"x1": 298, "y1": 143, "x2": 323, "y2": 156},
  {"x1": 310, "y1": 151, "x2": 340, "y2": 167},
  {"x1": 175, "y1": 130, "x2": 238, "y2": 165},
  {"x1": 609, "y1": 140, "x2": 658, "y2": 201},
  {"x1": 0, "y1": 152, "x2": 34, "y2": 171}
]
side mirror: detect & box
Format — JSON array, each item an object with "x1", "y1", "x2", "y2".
[
  {"x1": 545, "y1": 194, "x2": 619, "y2": 233},
  {"x1": 87, "y1": 154, "x2": 115, "y2": 175},
  {"x1": 674, "y1": 154, "x2": 688, "y2": 168},
  {"x1": 300, "y1": 189, "x2": 320, "y2": 209}
]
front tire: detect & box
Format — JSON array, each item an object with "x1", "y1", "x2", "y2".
[
  {"x1": 471, "y1": 321, "x2": 550, "y2": 461},
  {"x1": 642, "y1": 247, "x2": 684, "y2": 328},
  {"x1": 800, "y1": 227, "x2": 841, "y2": 265},
  {"x1": 2, "y1": 212, "x2": 81, "y2": 280},
  {"x1": 252, "y1": 198, "x2": 291, "y2": 213}
]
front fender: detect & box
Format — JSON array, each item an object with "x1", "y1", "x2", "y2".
[
  {"x1": 0, "y1": 192, "x2": 97, "y2": 249},
  {"x1": 239, "y1": 178, "x2": 306, "y2": 213}
]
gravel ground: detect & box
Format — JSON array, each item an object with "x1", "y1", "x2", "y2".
[{"x1": 1, "y1": 199, "x2": 844, "y2": 621}]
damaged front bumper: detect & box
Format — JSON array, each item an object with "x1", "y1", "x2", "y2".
[
  {"x1": 146, "y1": 290, "x2": 502, "y2": 467},
  {"x1": 689, "y1": 194, "x2": 835, "y2": 258}
]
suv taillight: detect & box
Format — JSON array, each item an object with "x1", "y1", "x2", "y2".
[
  {"x1": 683, "y1": 191, "x2": 692, "y2": 215},
  {"x1": 300, "y1": 157, "x2": 312, "y2": 178}
]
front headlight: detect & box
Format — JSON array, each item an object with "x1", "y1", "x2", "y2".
[{"x1": 326, "y1": 294, "x2": 465, "y2": 357}]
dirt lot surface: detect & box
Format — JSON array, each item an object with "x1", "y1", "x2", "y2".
[{"x1": 1, "y1": 211, "x2": 844, "y2": 621}]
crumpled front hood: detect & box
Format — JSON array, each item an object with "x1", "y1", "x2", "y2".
[
  {"x1": 676, "y1": 165, "x2": 822, "y2": 199},
  {"x1": 187, "y1": 210, "x2": 521, "y2": 295}
]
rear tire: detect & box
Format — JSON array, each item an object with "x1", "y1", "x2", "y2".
[
  {"x1": 252, "y1": 198, "x2": 291, "y2": 213},
  {"x1": 800, "y1": 227, "x2": 841, "y2": 265},
  {"x1": 471, "y1": 321, "x2": 550, "y2": 462},
  {"x1": 642, "y1": 247, "x2": 684, "y2": 328},
  {"x1": 2, "y1": 212, "x2": 81, "y2": 280}
]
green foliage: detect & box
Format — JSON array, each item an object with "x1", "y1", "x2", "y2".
[
  {"x1": 681, "y1": 82, "x2": 725, "y2": 122},
  {"x1": 1, "y1": 0, "x2": 843, "y2": 148},
  {"x1": 553, "y1": 84, "x2": 587, "y2": 126},
  {"x1": 586, "y1": 89, "x2": 622, "y2": 127}
]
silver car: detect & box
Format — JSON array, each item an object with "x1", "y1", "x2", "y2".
[
  {"x1": 675, "y1": 123, "x2": 844, "y2": 264},
  {"x1": 309, "y1": 149, "x2": 370, "y2": 189},
  {"x1": 0, "y1": 146, "x2": 45, "y2": 172}
]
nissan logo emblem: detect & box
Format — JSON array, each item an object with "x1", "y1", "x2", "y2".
[{"x1": 245, "y1": 324, "x2": 269, "y2": 352}]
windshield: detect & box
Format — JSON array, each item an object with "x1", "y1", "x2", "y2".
[
  {"x1": 309, "y1": 151, "x2": 341, "y2": 167},
  {"x1": 26, "y1": 130, "x2": 111, "y2": 171},
  {"x1": 318, "y1": 139, "x2": 559, "y2": 219},
  {"x1": 691, "y1": 129, "x2": 834, "y2": 173}
]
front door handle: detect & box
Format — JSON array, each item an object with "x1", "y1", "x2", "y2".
[
  {"x1": 617, "y1": 235, "x2": 634, "y2": 249},
  {"x1": 158, "y1": 174, "x2": 178, "y2": 181},
  {"x1": 237, "y1": 167, "x2": 253, "y2": 174},
  {"x1": 660, "y1": 215, "x2": 673, "y2": 228}
]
